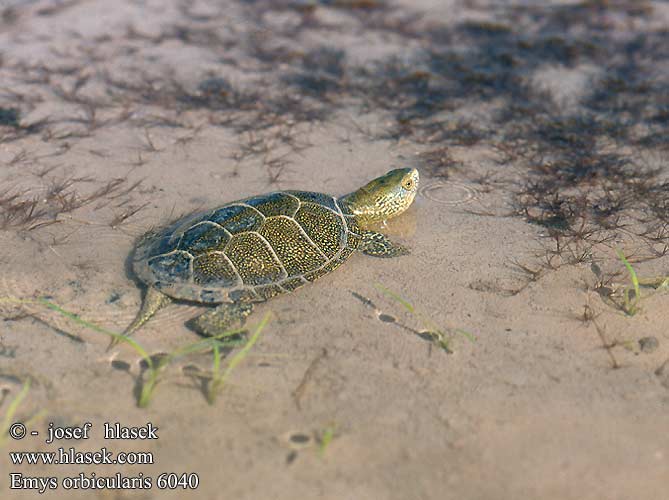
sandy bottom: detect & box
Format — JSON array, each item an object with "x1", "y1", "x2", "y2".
[{"x1": 1, "y1": 1, "x2": 668, "y2": 499}]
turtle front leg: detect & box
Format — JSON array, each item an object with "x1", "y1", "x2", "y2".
[
  {"x1": 190, "y1": 302, "x2": 254, "y2": 337},
  {"x1": 359, "y1": 230, "x2": 409, "y2": 258}
]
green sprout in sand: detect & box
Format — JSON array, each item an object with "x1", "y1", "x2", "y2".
[
  {"x1": 616, "y1": 250, "x2": 641, "y2": 316},
  {"x1": 374, "y1": 284, "x2": 474, "y2": 353},
  {"x1": 0, "y1": 378, "x2": 45, "y2": 448},
  {"x1": 0, "y1": 296, "x2": 267, "y2": 408},
  {"x1": 318, "y1": 423, "x2": 337, "y2": 457},
  {"x1": 203, "y1": 312, "x2": 270, "y2": 405},
  {"x1": 34, "y1": 297, "x2": 166, "y2": 407},
  {"x1": 614, "y1": 250, "x2": 669, "y2": 317}
]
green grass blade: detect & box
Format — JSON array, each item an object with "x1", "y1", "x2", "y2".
[
  {"x1": 374, "y1": 283, "x2": 415, "y2": 313},
  {"x1": 616, "y1": 250, "x2": 639, "y2": 293},
  {"x1": 36, "y1": 298, "x2": 154, "y2": 367},
  {"x1": 168, "y1": 328, "x2": 247, "y2": 360},
  {"x1": 0, "y1": 379, "x2": 31, "y2": 446},
  {"x1": 455, "y1": 328, "x2": 476, "y2": 343},
  {"x1": 206, "y1": 343, "x2": 222, "y2": 405},
  {"x1": 319, "y1": 425, "x2": 336, "y2": 457},
  {"x1": 207, "y1": 312, "x2": 270, "y2": 403},
  {"x1": 616, "y1": 249, "x2": 640, "y2": 315}
]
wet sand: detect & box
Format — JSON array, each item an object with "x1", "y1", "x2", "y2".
[{"x1": 1, "y1": 1, "x2": 669, "y2": 499}]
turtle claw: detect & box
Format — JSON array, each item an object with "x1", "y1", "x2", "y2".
[{"x1": 360, "y1": 231, "x2": 410, "y2": 258}]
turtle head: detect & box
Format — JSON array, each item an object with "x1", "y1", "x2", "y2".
[{"x1": 340, "y1": 168, "x2": 419, "y2": 227}]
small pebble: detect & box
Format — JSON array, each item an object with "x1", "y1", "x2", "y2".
[
  {"x1": 110, "y1": 359, "x2": 131, "y2": 371},
  {"x1": 639, "y1": 336, "x2": 659, "y2": 353},
  {"x1": 181, "y1": 364, "x2": 201, "y2": 375},
  {"x1": 286, "y1": 450, "x2": 298, "y2": 465},
  {"x1": 289, "y1": 433, "x2": 311, "y2": 444},
  {"x1": 106, "y1": 291, "x2": 122, "y2": 304}
]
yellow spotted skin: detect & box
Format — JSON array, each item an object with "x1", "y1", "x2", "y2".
[
  {"x1": 245, "y1": 192, "x2": 300, "y2": 218},
  {"x1": 225, "y1": 232, "x2": 286, "y2": 286},
  {"x1": 124, "y1": 168, "x2": 419, "y2": 339},
  {"x1": 192, "y1": 251, "x2": 238, "y2": 286},
  {"x1": 258, "y1": 215, "x2": 327, "y2": 276},
  {"x1": 293, "y1": 202, "x2": 343, "y2": 259}
]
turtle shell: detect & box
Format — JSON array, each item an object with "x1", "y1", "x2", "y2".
[{"x1": 132, "y1": 191, "x2": 363, "y2": 303}]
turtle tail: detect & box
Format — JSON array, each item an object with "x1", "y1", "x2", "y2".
[{"x1": 107, "y1": 287, "x2": 171, "y2": 351}]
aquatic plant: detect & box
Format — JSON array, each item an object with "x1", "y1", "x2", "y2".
[
  {"x1": 374, "y1": 284, "x2": 474, "y2": 353},
  {"x1": 0, "y1": 296, "x2": 266, "y2": 407},
  {"x1": 0, "y1": 378, "x2": 45, "y2": 448}
]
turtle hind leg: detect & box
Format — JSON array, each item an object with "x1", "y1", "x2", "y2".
[
  {"x1": 360, "y1": 230, "x2": 409, "y2": 258},
  {"x1": 108, "y1": 287, "x2": 171, "y2": 350},
  {"x1": 190, "y1": 302, "x2": 253, "y2": 338}
]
